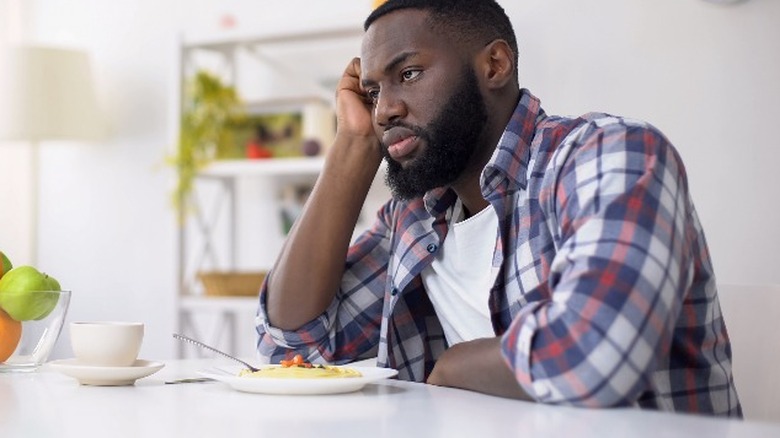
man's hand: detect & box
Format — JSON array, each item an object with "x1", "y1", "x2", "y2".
[
  {"x1": 335, "y1": 57, "x2": 379, "y2": 147},
  {"x1": 427, "y1": 337, "x2": 532, "y2": 401}
]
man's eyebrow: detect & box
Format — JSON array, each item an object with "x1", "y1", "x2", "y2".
[{"x1": 361, "y1": 51, "x2": 419, "y2": 88}]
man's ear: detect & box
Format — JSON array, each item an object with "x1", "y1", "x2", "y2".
[{"x1": 477, "y1": 40, "x2": 515, "y2": 90}]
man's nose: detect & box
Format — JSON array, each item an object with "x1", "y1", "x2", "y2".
[{"x1": 374, "y1": 88, "x2": 406, "y2": 126}]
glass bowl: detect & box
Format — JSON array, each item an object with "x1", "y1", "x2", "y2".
[{"x1": 0, "y1": 290, "x2": 71, "y2": 372}]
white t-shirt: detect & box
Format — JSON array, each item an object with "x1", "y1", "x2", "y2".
[{"x1": 420, "y1": 200, "x2": 498, "y2": 346}]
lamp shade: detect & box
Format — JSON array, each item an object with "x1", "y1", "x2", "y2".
[{"x1": 0, "y1": 45, "x2": 102, "y2": 142}]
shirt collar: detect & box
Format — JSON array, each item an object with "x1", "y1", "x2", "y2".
[
  {"x1": 422, "y1": 89, "x2": 546, "y2": 216},
  {"x1": 481, "y1": 89, "x2": 546, "y2": 195}
]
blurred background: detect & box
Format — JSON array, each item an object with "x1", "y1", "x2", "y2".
[{"x1": 1, "y1": 0, "x2": 778, "y2": 420}]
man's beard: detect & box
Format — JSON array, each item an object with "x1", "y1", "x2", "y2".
[{"x1": 382, "y1": 66, "x2": 489, "y2": 201}]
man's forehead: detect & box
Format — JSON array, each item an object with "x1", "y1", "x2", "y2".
[{"x1": 361, "y1": 9, "x2": 440, "y2": 69}]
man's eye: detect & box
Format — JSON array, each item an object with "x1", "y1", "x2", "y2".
[
  {"x1": 401, "y1": 70, "x2": 421, "y2": 82},
  {"x1": 367, "y1": 89, "x2": 380, "y2": 103}
]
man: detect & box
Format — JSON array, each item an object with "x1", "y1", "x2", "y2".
[{"x1": 256, "y1": 0, "x2": 742, "y2": 417}]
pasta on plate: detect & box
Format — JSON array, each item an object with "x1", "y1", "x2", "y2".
[{"x1": 238, "y1": 354, "x2": 362, "y2": 379}]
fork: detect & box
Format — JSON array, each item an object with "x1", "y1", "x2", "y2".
[{"x1": 172, "y1": 333, "x2": 260, "y2": 372}]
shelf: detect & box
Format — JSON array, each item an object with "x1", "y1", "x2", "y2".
[
  {"x1": 181, "y1": 26, "x2": 363, "y2": 52},
  {"x1": 198, "y1": 157, "x2": 325, "y2": 178},
  {"x1": 245, "y1": 95, "x2": 332, "y2": 113},
  {"x1": 180, "y1": 26, "x2": 362, "y2": 108},
  {"x1": 179, "y1": 296, "x2": 258, "y2": 313}
]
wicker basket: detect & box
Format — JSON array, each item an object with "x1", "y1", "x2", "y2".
[{"x1": 197, "y1": 271, "x2": 267, "y2": 297}]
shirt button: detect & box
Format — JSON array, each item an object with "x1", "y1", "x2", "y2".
[
  {"x1": 426, "y1": 243, "x2": 438, "y2": 253},
  {"x1": 391, "y1": 287, "x2": 399, "y2": 296}
]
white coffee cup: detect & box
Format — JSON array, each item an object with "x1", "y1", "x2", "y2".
[{"x1": 70, "y1": 321, "x2": 144, "y2": 367}]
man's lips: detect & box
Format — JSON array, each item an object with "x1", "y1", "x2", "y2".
[{"x1": 383, "y1": 127, "x2": 419, "y2": 161}]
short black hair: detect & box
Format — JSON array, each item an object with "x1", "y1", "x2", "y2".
[{"x1": 364, "y1": 0, "x2": 518, "y2": 76}]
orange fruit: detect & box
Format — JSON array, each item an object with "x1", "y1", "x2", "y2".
[{"x1": 0, "y1": 307, "x2": 22, "y2": 362}]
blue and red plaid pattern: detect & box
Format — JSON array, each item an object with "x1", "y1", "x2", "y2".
[{"x1": 256, "y1": 89, "x2": 742, "y2": 416}]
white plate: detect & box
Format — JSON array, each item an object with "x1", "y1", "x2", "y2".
[
  {"x1": 198, "y1": 365, "x2": 398, "y2": 395},
  {"x1": 48, "y1": 359, "x2": 165, "y2": 386}
]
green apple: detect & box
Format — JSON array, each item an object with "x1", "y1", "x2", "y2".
[
  {"x1": 0, "y1": 266, "x2": 60, "y2": 321},
  {"x1": 38, "y1": 275, "x2": 62, "y2": 320},
  {"x1": 0, "y1": 251, "x2": 11, "y2": 280},
  {"x1": 46, "y1": 275, "x2": 61, "y2": 292}
]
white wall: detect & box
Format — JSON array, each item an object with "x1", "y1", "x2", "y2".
[
  {"x1": 0, "y1": 0, "x2": 777, "y2": 413},
  {"x1": 507, "y1": 0, "x2": 780, "y2": 286},
  {"x1": 718, "y1": 284, "x2": 780, "y2": 423}
]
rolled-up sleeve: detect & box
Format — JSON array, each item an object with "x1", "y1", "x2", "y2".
[{"x1": 255, "y1": 201, "x2": 395, "y2": 364}]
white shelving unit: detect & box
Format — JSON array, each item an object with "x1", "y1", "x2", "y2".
[
  {"x1": 174, "y1": 27, "x2": 363, "y2": 359},
  {"x1": 199, "y1": 157, "x2": 325, "y2": 178},
  {"x1": 176, "y1": 158, "x2": 325, "y2": 359}
]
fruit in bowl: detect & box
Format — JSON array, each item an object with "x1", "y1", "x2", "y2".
[
  {"x1": 0, "y1": 266, "x2": 61, "y2": 321},
  {"x1": 0, "y1": 252, "x2": 70, "y2": 371},
  {"x1": 0, "y1": 251, "x2": 12, "y2": 277},
  {"x1": 0, "y1": 308, "x2": 22, "y2": 362}
]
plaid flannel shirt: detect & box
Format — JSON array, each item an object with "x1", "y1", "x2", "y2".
[{"x1": 256, "y1": 89, "x2": 742, "y2": 416}]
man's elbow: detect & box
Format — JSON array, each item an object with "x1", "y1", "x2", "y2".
[{"x1": 528, "y1": 367, "x2": 645, "y2": 408}]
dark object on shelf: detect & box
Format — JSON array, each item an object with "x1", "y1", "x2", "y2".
[{"x1": 302, "y1": 138, "x2": 321, "y2": 156}]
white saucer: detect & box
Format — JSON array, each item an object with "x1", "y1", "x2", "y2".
[{"x1": 48, "y1": 359, "x2": 165, "y2": 386}]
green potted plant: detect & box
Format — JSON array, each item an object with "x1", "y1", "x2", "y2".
[{"x1": 168, "y1": 70, "x2": 246, "y2": 217}]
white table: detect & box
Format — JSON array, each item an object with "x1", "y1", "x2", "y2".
[{"x1": 1, "y1": 359, "x2": 778, "y2": 438}]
